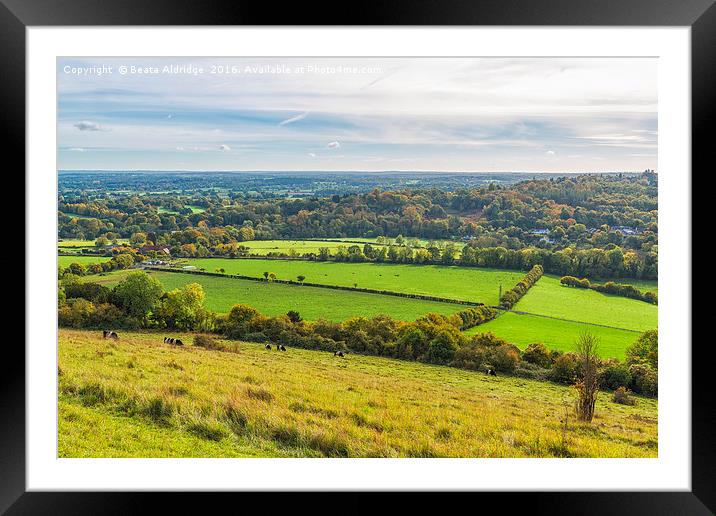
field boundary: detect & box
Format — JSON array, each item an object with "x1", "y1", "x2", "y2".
[
  {"x1": 145, "y1": 266, "x2": 485, "y2": 307},
  {"x1": 499, "y1": 309, "x2": 643, "y2": 333}
]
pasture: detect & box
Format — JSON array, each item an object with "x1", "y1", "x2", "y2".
[
  {"x1": 512, "y1": 275, "x2": 657, "y2": 332},
  {"x1": 58, "y1": 255, "x2": 112, "y2": 268},
  {"x1": 466, "y1": 312, "x2": 639, "y2": 360},
  {"x1": 180, "y1": 258, "x2": 524, "y2": 305},
  {"x1": 58, "y1": 329, "x2": 658, "y2": 458},
  {"x1": 88, "y1": 269, "x2": 462, "y2": 321}
]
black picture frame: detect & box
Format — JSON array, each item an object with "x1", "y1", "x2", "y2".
[{"x1": 4, "y1": 0, "x2": 712, "y2": 512}]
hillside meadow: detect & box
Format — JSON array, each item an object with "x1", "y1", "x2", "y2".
[
  {"x1": 58, "y1": 329, "x2": 658, "y2": 458},
  {"x1": 512, "y1": 275, "x2": 658, "y2": 332},
  {"x1": 466, "y1": 312, "x2": 639, "y2": 360},
  {"x1": 181, "y1": 258, "x2": 525, "y2": 305}
]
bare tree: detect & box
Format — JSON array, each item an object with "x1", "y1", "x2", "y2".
[{"x1": 574, "y1": 331, "x2": 600, "y2": 422}]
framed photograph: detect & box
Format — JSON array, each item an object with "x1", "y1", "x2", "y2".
[{"x1": 5, "y1": 0, "x2": 712, "y2": 511}]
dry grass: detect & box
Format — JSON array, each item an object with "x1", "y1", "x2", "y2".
[{"x1": 58, "y1": 329, "x2": 658, "y2": 458}]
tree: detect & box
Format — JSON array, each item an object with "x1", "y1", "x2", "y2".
[
  {"x1": 112, "y1": 271, "x2": 163, "y2": 325},
  {"x1": 263, "y1": 271, "x2": 269, "y2": 281},
  {"x1": 626, "y1": 330, "x2": 658, "y2": 370},
  {"x1": 574, "y1": 331, "x2": 600, "y2": 422},
  {"x1": 129, "y1": 232, "x2": 148, "y2": 246},
  {"x1": 297, "y1": 275, "x2": 306, "y2": 284},
  {"x1": 224, "y1": 304, "x2": 261, "y2": 339},
  {"x1": 427, "y1": 330, "x2": 458, "y2": 363},
  {"x1": 157, "y1": 283, "x2": 206, "y2": 330},
  {"x1": 95, "y1": 236, "x2": 109, "y2": 247},
  {"x1": 268, "y1": 272, "x2": 277, "y2": 282}
]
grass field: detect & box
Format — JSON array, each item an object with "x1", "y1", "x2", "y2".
[
  {"x1": 181, "y1": 258, "x2": 524, "y2": 305},
  {"x1": 512, "y1": 275, "x2": 657, "y2": 332},
  {"x1": 87, "y1": 269, "x2": 462, "y2": 321},
  {"x1": 58, "y1": 238, "x2": 130, "y2": 248},
  {"x1": 158, "y1": 205, "x2": 206, "y2": 215},
  {"x1": 58, "y1": 329, "x2": 658, "y2": 458},
  {"x1": 466, "y1": 312, "x2": 639, "y2": 360},
  {"x1": 58, "y1": 255, "x2": 112, "y2": 268}
]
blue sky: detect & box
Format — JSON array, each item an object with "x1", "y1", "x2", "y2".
[{"x1": 57, "y1": 57, "x2": 657, "y2": 172}]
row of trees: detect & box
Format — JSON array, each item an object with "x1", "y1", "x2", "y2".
[
  {"x1": 499, "y1": 265, "x2": 544, "y2": 309},
  {"x1": 560, "y1": 276, "x2": 658, "y2": 304}
]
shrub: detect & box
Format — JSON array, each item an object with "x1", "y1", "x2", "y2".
[
  {"x1": 612, "y1": 386, "x2": 636, "y2": 405},
  {"x1": 522, "y1": 342, "x2": 552, "y2": 367},
  {"x1": 549, "y1": 353, "x2": 579, "y2": 384},
  {"x1": 629, "y1": 364, "x2": 658, "y2": 397},
  {"x1": 223, "y1": 304, "x2": 261, "y2": 339},
  {"x1": 513, "y1": 362, "x2": 550, "y2": 381},
  {"x1": 626, "y1": 330, "x2": 658, "y2": 370},
  {"x1": 600, "y1": 362, "x2": 632, "y2": 390},
  {"x1": 193, "y1": 334, "x2": 218, "y2": 349},
  {"x1": 426, "y1": 330, "x2": 458, "y2": 364},
  {"x1": 489, "y1": 344, "x2": 520, "y2": 372}
]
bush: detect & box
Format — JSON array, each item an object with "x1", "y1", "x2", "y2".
[
  {"x1": 613, "y1": 386, "x2": 636, "y2": 405},
  {"x1": 489, "y1": 344, "x2": 520, "y2": 372},
  {"x1": 600, "y1": 362, "x2": 632, "y2": 390},
  {"x1": 513, "y1": 362, "x2": 550, "y2": 381},
  {"x1": 522, "y1": 342, "x2": 552, "y2": 367},
  {"x1": 223, "y1": 304, "x2": 261, "y2": 339},
  {"x1": 426, "y1": 330, "x2": 458, "y2": 363},
  {"x1": 629, "y1": 364, "x2": 657, "y2": 397},
  {"x1": 549, "y1": 353, "x2": 579, "y2": 384},
  {"x1": 626, "y1": 330, "x2": 658, "y2": 370},
  {"x1": 500, "y1": 265, "x2": 543, "y2": 309},
  {"x1": 193, "y1": 334, "x2": 219, "y2": 349}
]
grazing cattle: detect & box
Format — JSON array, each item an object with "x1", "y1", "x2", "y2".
[
  {"x1": 265, "y1": 344, "x2": 272, "y2": 350},
  {"x1": 164, "y1": 337, "x2": 183, "y2": 346},
  {"x1": 334, "y1": 351, "x2": 344, "y2": 358},
  {"x1": 487, "y1": 368, "x2": 497, "y2": 377},
  {"x1": 103, "y1": 330, "x2": 109, "y2": 339},
  {"x1": 104, "y1": 331, "x2": 119, "y2": 340},
  {"x1": 279, "y1": 345, "x2": 287, "y2": 352},
  {"x1": 174, "y1": 339, "x2": 183, "y2": 346}
]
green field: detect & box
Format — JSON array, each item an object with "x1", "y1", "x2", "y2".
[
  {"x1": 91, "y1": 269, "x2": 462, "y2": 321},
  {"x1": 158, "y1": 205, "x2": 206, "y2": 215},
  {"x1": 466, "y1": 312, "x2": 639, "y2": 360},
  {"x1": 58, "y1": 238, "x2": 130, "y2": 248},
  {"x1": 512, "y1": 275, "x2": 657, "y2": 332},
  {"x1": 58, "y1": 329, "x2": 658, "y2": 458},
  {"x1": 181, "y1": 258, "x2": 524, "y2": 305},
  {"x1": 58, "y1": 255, "x2": 112, "y2": 268}
]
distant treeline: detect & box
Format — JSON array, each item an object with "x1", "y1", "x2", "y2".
[{"x1": 560, "y1": 276, "x2": 657, "y2": 305}]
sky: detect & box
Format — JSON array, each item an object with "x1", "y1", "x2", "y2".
[{"x1": 57, "y1": 57, "x2": 657, "y2": 173}]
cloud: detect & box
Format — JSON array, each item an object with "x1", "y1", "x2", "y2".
[
  {"x1": 279, "y1": 112, "x2": 308, "y2": 126},
  {"x1": 73, "y1": 120, "x2": 103, "y2": 131},
  {"x1": 546, "y1": 150, "x2": 556, "y2": 155},
  {"x1": 219, "y1": 144, "x2": 231, "y2": 151},
  {"x1": 176, "y1": 146, "x2": 185, "y2": 151},
  {"x1": 68, "y1": 147, "x2": 85, "y2": 152},
  {"x1": 308, "y1": 152, "x2": 317, "y2": 157},
  {"x1": 327, "y1": 141, "x2": 340, "y2": 149}
]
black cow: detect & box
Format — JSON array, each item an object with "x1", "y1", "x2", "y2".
[
  {"x1": 334, "y1": 351, "x2": 344, "y2": 358},
  {"x1": 103, "y1": 330, "x2": 119, "y2": 340},
  {"x1": 265, "y1": 344, "x2": 272, "y2": 350},
  {"x1": 174, "y1": 339, "x2": 183, "y2": 346},
  {"x1": 487, "y1": 368, "x2": 497, "y2": 376},
  {"x1": 279, "y1": 345, "x2": 287, "y2": 352}
]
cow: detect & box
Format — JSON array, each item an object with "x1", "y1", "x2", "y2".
[
  {"x1": 265, "y1": 344, "x2": 272, "y2": 350},
  {"x1": 103, "y1": 330, "x2": 109, "y2": 339},
  {"x1": 164, "y1": 337, "x2": 174, "y2": 344},
  {"x1": 104, "y1": 330, "x2": 119, "y2": 340},
  {"x1": 487, "y1": 368, "x2": 497, "y2": 377},
  {"x1": 334, "y1": 351, "x2": 344, "y2": 358},
  {"x1": 279, "y1": 345, "x2": 287, "y2": 352},
  {"x1": 174, "y1": 339, "x2": 183, "y2": 346}
]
